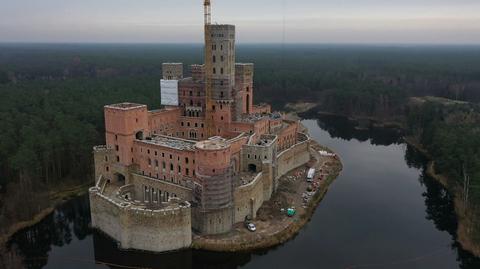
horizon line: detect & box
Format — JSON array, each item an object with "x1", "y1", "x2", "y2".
[{"x1": 1, "y1": 41, "x2": 480, "y2": 47}]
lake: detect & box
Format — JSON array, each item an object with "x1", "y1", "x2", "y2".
[{"x1": 9, "y1": 115, "x2": 480, "y2": 269}]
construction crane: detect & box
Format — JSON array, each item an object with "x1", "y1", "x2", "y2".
[
  {"x1": 204, "y1": 0, "x2": 215, "y2": 137},
  {"x1": 204, "y1": 0, "x2": 211, "y2": 25}
]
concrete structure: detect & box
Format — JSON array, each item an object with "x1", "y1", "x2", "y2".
[{"x1": 89, "y1": 0, "x2": 313, "y2": 253}]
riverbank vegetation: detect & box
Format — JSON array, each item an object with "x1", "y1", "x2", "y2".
[{"x1": 405, "y1": 100, "x2": 480, "y2": 253}]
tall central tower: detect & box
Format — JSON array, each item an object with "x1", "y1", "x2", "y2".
[{"x1": 204, "y1": 0, "x2": 236, "y2": 137}]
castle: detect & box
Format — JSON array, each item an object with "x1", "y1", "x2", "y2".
[{"x1": 89, "y1": 0, "x2": 312, "y2": 252}]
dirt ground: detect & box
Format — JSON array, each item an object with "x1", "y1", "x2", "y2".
[{"x1": 193, "y1": 141, "x2": 342, "y2": 252}]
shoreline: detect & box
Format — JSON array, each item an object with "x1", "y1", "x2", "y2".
[
  {"x1": 289, "y1": 101, "x2": 480, "y2": 258},
  {"x1": 0, "y1": 181, "x2": 92, "y2": 248},
  {"x1": 290, "y1": 102, "x2": 404, "y2": 129},
  {"x1": 405, "y1": 137, "x2": 480, "y2": 257},
  {"x1": 193, "y1": 174, "x2": 340, "y2": 252},
  {"x1": 192, "y1": 139, "x2": 342, "y2": 252}
]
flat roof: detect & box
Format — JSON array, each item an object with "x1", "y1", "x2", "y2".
[
  {"x1": 105, "y1": 103, "x2": 146, "y2": 110},
  {"x1": 196, "y1": 138, "x2": 229, "y2": 150},
  {"x1": 140, "y1": 135, "x2": 196, "y2": 150}
]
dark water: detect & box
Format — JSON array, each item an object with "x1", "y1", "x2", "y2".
[{"x1": 8, "y1": 115, "x2": 480, "y2": 269}]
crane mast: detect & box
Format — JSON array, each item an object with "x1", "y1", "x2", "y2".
[
  {"x1": 204, "y1": 0, "x2": 211, "y2": 25},
  {"x1": 204, "y1": 0, "x2": 215, "y2": 137}
]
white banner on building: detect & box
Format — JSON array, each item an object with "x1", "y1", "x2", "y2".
[{"x1": 160, "y1": 79, "x2": 179, "y2": 106}]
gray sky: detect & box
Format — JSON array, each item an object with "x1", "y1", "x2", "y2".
[{"x1": 1, "y1": 0, "x2": 479, "y2": 44}]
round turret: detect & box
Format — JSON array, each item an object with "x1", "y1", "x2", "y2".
[
  {"x1": 195, "y1": 140, "x2": 231, "y2": 177},
  {"x1": 193, "y1": 139, "x2": 234, "y2": 234}
]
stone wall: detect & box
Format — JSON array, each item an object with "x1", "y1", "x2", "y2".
[
  {"x1": 276, "y1": 136, "x2": 311, "y2": 180},
  {"x1": 192, "y1": 207, "x2": 234, "y2": 235},
  {"x1": 93, "y1": 146, "x2": 115, "y2": 184},
  {"x1": 89, "y1": 187, "x2": 192, "y2": 253},
  {"x1": 162, "y1": 63, "x2": 183, "y2": 80},
  {"x1": 148, "y1": 107, "x2": 181, "y2": 136},
  {"x1": 241, "y1": 135, "x2": 277, "y2": 173},
  {"x1": 93, "y1": 145, "x2": 135, "y2": 186},
  {"x1": 252, "y1": 103, "x2": 271, "y2": 114},
  {"x1": 276, "y1": 120, "x2": 299, "y2": 152},
  {"x1": 233, "y1": 172, "x2": 265, "y2": 223}
]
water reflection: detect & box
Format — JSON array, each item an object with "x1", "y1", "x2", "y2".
[
  {"x1": 8, "y1": 195, "x2": 92, "y2": 269},
  {"x1": 93, "y1": 232, "x2": 254, "y2": 269},
  {"x1": 7, "y1": 114, "x2": 480, "y2": 269},
  {"x1": 308, "y1": 113, "x2": 403, "y2": 146}
]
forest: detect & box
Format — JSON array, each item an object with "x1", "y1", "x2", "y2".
[
  {"x1": 0, "y1": 43, "x2": 480, "y2": 239},
  {"x1": 406, "y1": 100, "x2": 480, "y2": 242}
]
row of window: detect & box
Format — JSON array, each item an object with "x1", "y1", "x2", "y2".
[
  {"x1": 142, "y1": 171, "x2": 186, "y2": 184},
  {"x1": 247, "y1": 153, "x2": 269, "y2": 160},
  {"x1": 143, "y1": 185, "x2": 177, "y2": 203},
  {"x1": 185, "y1": 111, "x2": 201, "y2": 117},
  {"x1": 141, "y1": 151, "x2": 191, "y2": 164},
  {"x1": 212, "y1": 55, "x2": 225, "y2": 63},
  {"x1": 181, "y1": 100, "x2": 203, "y2": 108},
  {"x1": 212, "y1": 67, "x2": 224, "y2": 75},
  {"x1": 211, "y1": 41, "x2": 234, "y2": 50},
  {"x1": 146, "y1": 158, "x2": 193, "y2": 176},
  {"x1": 176, "y1": 131, "x2": 204, "y2": 140},
  {"x1": 181, "y1": 122, "x2": 204, "y2": 128},
  {"x1": 183, "y1": 90, "x2": 201, "y2": 97}
]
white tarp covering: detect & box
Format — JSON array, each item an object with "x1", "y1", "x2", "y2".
[
  {"x1": 160, "y1": 79, "x2": 179, "y2": 106},
  {"x1": 307, "y1": 168, "x2": 315, "y2": 179},
  {"x1": 319, "y1": 150, "x2": 336, "y2": 157}
]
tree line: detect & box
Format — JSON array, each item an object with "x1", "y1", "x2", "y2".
[{"x1": 406, "y1": 101, "x2": 480, "y2": 243}]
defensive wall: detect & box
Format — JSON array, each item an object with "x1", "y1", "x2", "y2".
[
  {"x1": 233, "y1": 172, "x2": 264, "y2": 223},
  {"x1": 276, "y1": 132, "x2": 311, "y2": 181},
  {"x1": 89, "y1": 184, "x2": 192, "y2": 253}
]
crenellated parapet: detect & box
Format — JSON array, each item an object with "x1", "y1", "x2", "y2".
[{"x1": 89, "y1": 186, "x2": 192, "y2": 252}]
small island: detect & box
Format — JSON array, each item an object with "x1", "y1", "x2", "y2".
[{"x1": 88, "y1": 0, "x2": 342, "y2": 253}]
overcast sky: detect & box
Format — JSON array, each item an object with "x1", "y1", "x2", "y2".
[{"x1": 1, "y1": 0, "x2": 479, "y2": 44}]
